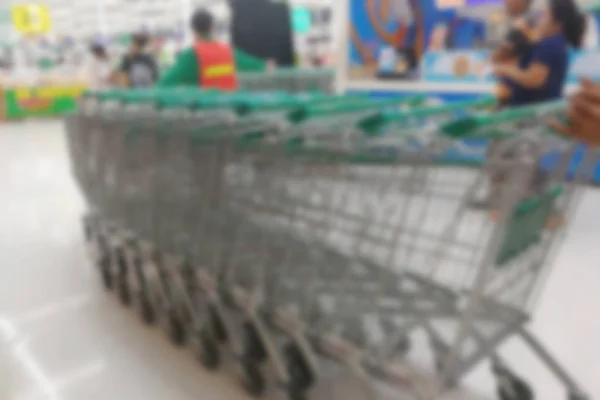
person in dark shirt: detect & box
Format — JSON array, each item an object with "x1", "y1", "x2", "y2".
[
  {"x1": 118, "y1": 33, "x2": 159, "y2": 88},
  {"x1": 474, "y1": 0, "x2": 585, "y2": 210},
  {"x1": 494, "y1": 0, "x2": 585, "y2": 103},
  {"x1": 491, "y1": 0, "x2": 537, "y2": 105}
]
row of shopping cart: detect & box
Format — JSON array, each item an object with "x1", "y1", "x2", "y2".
[{"x1": 65, "y1": 86, "x2": 590, "y2": 400}]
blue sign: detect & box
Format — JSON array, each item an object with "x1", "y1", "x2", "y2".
[
  {"x1": 423, "y1": 49, "x2": 600, "y2": 84},
  {"x1": 422, "y1": 50, "x2": 493, "y2": 83}
]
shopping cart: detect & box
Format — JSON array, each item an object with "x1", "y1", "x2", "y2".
[
  {"x1": 67, "y1": 89, "x2": 592, "y2": 400},
  {"x1": 127, "y1": 93, "x2": 428, "y2": 348},
  {"x1": 192, "y1": 96, "x2": 501, "y2": 399},
  {"x1": 90, "y1": 89, "x2": 324, "y2": 321},
  {"x1": 74, "y1": 88, "x2": 232, "y2": 300},
  {"x1": 126, "y1": 94, "x2": 490, "y2": 398},
  {"x1": 93, "y1": 90, "x2": 404, "y2": 340},
  {"x1": 181, "y1": 99, "x2": 590, "y2": 400}
]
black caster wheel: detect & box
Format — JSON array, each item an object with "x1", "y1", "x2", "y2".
[
  {"x1": 492, "y1": 363, "x2": 533, "y2": 400},
  {"x1": 166, "y1": 312, "x2": 186, "y2": 346},
  {"x1": 138, "y1": 294, "x2": 155, "y2": 325},
  {"x1": 99, "y1": 256, "x2": 113, "y2": 291},
  {"x1": 240, "y1": 358, "x2": 266, "y2": 397},
  {"x1": 568, "y1": 392, "x2": 588, "y2": 400},
  {"x1": 117, "y1": 277, "x2": 131, "y2": 306},
  {"x1": 242, "y1": 322, "x2": 267, "y2": 363},
  {"x1": 397, "y1": 336, "x2": 411, "y2": 354},
  {"x1": 434, "y1": 357, "x2": 457, "y2": 389},
  {"x1": 82, "y1": 218, "x2": 93, "y2": 242},
  {"x1": 209, "y1": 306, "x2": 228, "y2": 343},
  {"x1": 284, "y1": 343, "x2": 315, "y2": 392},
  {"x1": 287, "y1": 386, "x2": 308, "y2": 400},
  {"x1": 194, "y1": 330, "x2": 220, "y2": 370}
]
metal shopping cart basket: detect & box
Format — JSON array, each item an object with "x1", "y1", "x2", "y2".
[
  {"x1": 138, "y1": 94, "x2": 493, "y2": 399},
  {"x1": 98, "y1": 90, "x2": 389, "y2": 337},
  {"x1": 88, "y1": 89, "x2": 327, "y2": 310},
  {"x1": 128, "y1": 92, "x2": 427, "y2": 343},
  {"x1": 96, "y1": 91, "x2": 430, "y2": 393},
  {"x1": 71, "y1": 88, "x2": 248, "y2": 296},
  {"x1": 187, "y1": 99, "x2": 591, "y2": 400}
]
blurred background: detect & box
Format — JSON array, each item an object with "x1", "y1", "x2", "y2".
[{"x1": 0, "y1": 0, "x2": 338, "y2": 87}]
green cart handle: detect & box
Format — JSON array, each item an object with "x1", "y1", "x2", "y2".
[
  {"x1": 235, "y1": 93, "x2": 368, "y2": 116},
  {"x1": 155, "y1": 90, "x2": 283, "y2": 109},
  {"x1": 233, "y1": 92, "x2": 324, "y2": 115},
  {"x1": 121, "y1": 89, "x2": 170, "y2": 104},
  {"x1": 157, "y1": 90, "x2": 230, "y2": 108},
  {"x1": 94, "y1": 88, "x2": 129, "y2": 101},
  {"x1": 195, "y1": 91, "x2": 290, "y2": 109},
  {"x1": 357, "y1": 96, "x2": 497, "y2": 135},
  {"x1": 441, "y1": 99, "x2": 566, "y2": 138},
  {"x1": 287, "y1": 94, "x2": 427, "y2": 123}
]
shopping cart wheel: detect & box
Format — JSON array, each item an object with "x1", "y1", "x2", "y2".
[
  {"x1": 116, "y1": 250, "x2": 131, "y2": 306},
  {"x1": 99, "y1": 254, "x2": 113, "y2": 291},
  {"x1": 138, "y1": 293, "x2": 155, "y2": 325},
  {"x1": 242, "y1": 321, "x2": 267, "y2": 363},
  {"x1": 166, "y1": 312, "x2": 186, "y2": 347},
  {"x1": 568, "y1": 392, "x2": 589, "y2": 400},
  {"x1": 287, "y1": 386, "x2": 308, "y2": 400},
  {"x1": 395, "y1": 336, "x2": 411, "y2": 356},
  {"x1": 82, "y1": 215, "x2": 93, "y2": 242},
  {"x1": 194, "y1": 329, "x2": 220, "y2": 370},
  {"x1": 208, "y1": 306, "x2": 228, "y2": 343},
  {"x1": 240, "y1": 358, "x2": 266, "y2": 397},
  {"x1": 492, "y1": 360, "x2": 533, "y2": 400},
  {"x1": 283, "y1": 343, "x2": 315, "y2": 393},
  {"x1": 117, "y1": 276, "x2": 131, "y2": 306}
]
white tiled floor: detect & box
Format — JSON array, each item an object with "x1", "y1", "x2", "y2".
[{"x1": 0, "y1": 120, "x2": 598, "y2": 400}]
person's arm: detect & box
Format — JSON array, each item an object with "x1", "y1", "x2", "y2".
[
  {"x1": 156, "y1": 48, "x2": 199, "y2": 87},
  {"x1": 494, "y1": 41, "x2": 553, "y2": 89},
  {"x1": 551, "y1": 78, "x2": 600, "y2": 145},
  {"x1": 234, "y1": 49, "x2": 267, "y2": 72}
]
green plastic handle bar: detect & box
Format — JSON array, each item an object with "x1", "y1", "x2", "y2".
[
  {"x1": 156, "y1": 94, "x2": 199, "y2": 108},
  {"x1": 235, "y1": 97, "x2": 314, "y2": 116},
  {"x1": 441, "y1": 99, "x2": 566, "y2": 138},
  {"x1": 235, "y1": 93, "x2": 367, "y2": 116},
  {"x1": 157, "y1": 88, "x2": 230, "y2": 108},
  {"x1": 358, "y1": 96, "x2": 497, "y2": 135},
  {"x1": 121, "y1": 89, "x2": 166, "y2": 104},
  {"x1": 155, "y1": 91, "x2": 283, "y2": 109},
  {"x1": 287, "y1": 94, "x2": 427, "y2": 123},
  {"x1": 96, "y1": 89, "x2": 128, "y2": 101}
]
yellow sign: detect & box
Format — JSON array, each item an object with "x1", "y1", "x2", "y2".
[
  {"x1": 203, "y1": 64, "x2": 234, "y2": 79},
  {"x1": 11, "y1": 4, "x2": 51, "y2": 34},
  {"x1": 14, "y1": 85, "x2": 87, "y2": 101}
]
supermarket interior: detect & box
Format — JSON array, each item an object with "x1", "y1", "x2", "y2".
[{"x1": 2, "y1": 0, "x2": 600, "y2": 400}]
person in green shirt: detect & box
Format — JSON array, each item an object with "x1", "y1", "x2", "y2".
[{"x1": 157, "y1": 9, "x2": 271, "y2": 87}]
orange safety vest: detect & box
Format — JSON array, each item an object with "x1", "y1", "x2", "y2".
[{"x1": 193, "y1": 41, "x2": 238, "y2": 91}]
